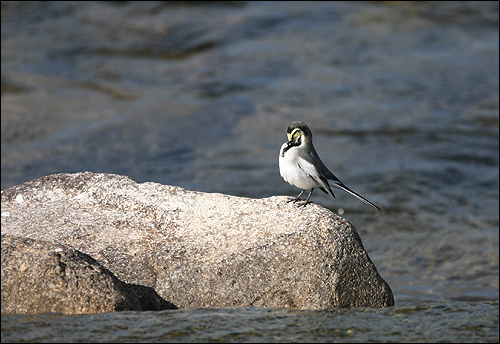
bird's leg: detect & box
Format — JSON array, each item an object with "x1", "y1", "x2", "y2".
[
  {"x1": 288, "y1": 189, "x2": 314, "y2": 206},
  {"x1": 304, "y1": 188, "x2": 314, "y2": 204},
  {"x1": 287, "y1": 190, "x2": 305, "y2": 203},
  {"x1": 296, "y1": 188, "x2": 314, "y2": 206}
]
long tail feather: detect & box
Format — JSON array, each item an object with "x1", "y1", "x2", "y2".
[{"x1": 332, "y1": 181, "x2": 381, "y2": 211}]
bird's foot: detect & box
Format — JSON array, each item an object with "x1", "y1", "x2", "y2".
[
  {"x1": 296, "y1": 200, "x2": 313, "y2": 207},
  {"x1": 287, "y1": 197, "x2": 312, "y2": 207}
]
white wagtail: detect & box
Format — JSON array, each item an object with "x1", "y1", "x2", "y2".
[{"x1": 279, "y1": 121, "x2": 381, "y2": 211}]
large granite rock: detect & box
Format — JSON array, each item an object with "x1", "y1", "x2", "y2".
[{"x1": 1, "y1": 172, "x2": 394, "y2": 313}]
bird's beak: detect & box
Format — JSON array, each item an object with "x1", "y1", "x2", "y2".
[{"x1": 287, "y1": 133, "x2": 292, "y2": 142}]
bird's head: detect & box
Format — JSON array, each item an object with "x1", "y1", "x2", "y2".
[{"x1": 286, "y1": 121, "x2": 313, "y2": 146}]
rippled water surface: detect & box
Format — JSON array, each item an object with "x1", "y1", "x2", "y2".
[
  {"x1": 2, "y1": 302, "x2": 498, "y2": 343},
  {"x1": 1, "y1": 1, "x2": 498, "y2": 342}
]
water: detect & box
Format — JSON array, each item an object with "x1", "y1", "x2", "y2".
[
  {"x1": 2, "y1": 302, "x2": 498, "y2": 343},
  {"x1": 1, "y1": 1, "x2": 498, "y2": 342}
]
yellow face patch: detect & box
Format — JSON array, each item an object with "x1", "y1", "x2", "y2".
[{"x1": 289, "y1": 129, "x2": 302, "y2": 143}]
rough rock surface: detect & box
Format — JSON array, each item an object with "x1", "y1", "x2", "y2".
[
  {"x1": 1, "y1": 172, "x2": 394, "y2": 312},
  {"x1": 1, "y1": 235, "x2": 176, "y2": 314}
]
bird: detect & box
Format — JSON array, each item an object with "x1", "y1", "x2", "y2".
[{"x1": 279, "y1": 121, "x2": 381, "y2": 211}]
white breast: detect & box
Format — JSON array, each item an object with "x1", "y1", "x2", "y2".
[{"x1": 279, "y1": 143, "x2": 320, "y2": 191}]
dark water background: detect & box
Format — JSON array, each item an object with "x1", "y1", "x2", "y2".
[{"x1": 1, "y1": 1, "x2": 498, "y2": 342}]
